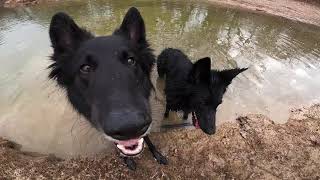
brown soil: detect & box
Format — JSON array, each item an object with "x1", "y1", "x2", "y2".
[
  {"x1": 2, "y1": 0, "x2": 57, "y2": 7},
  {"x1": 206, "y1": 0, "x2": 320, "y2": 27},
  {"x1": 1, "y1": 104, "x2": 319, "y2": 179},
  {"x1": 3, "y1": 0, "x2": 39, "y2": 7}
]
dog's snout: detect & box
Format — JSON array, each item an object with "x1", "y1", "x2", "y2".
[
  {"x1": 103, "y1": 110, "x2": 151, "y2": 140},
  {"x1": 203, "y1": 126, "x2": 216, "y2": 135}
]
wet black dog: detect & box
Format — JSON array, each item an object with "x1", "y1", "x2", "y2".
[
  {"x1": 48, "y1": 7, "x2": 167, "y2": 170},
  {"x1": 157, "y1": 48, "x2": 247, "y2": 135}
]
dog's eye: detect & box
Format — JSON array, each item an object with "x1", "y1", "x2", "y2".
[
  {"x1": 80, "y1": 64, "x2": 91, "y2": 74},
  {"x1": 127, "y1": 57, "x2": 136, "y2": 66}
]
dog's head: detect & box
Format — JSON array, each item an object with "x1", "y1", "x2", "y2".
[
  {"x1": 48, "y1": 7, "x2": 154, "y2": 156},
  {"x1": 189, "y1": 57, "x2": 247, "y2": 135}
]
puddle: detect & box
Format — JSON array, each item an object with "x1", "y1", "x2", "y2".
[{"x1": 0, "y1": 0, "x2": 319, "y2": 157}]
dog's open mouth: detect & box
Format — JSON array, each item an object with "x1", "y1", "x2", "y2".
[
  {"x1": 115, "y1": 138, "x2": 144, "y2": 157},
  {"x1": 192, "y1": 112, "x2": 200, "y2": 129}
]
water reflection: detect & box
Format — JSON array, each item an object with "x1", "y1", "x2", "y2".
[{"x1": 0, "y1": 0, "x2": 319, "y2": 157}]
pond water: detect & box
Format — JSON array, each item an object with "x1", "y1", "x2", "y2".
[{"x1": 0, "y1": 0, "x2": 320, "y2": 157}]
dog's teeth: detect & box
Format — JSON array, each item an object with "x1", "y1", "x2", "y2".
[
  {"x1": 116, "y1": 138, "x2": 144, "y2": 156},
  {"x1": 116, "y1": 144, "x2": 126, "y2": 152}
]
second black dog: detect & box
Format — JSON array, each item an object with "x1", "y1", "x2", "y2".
[{"x1": 157, "y1": 48, "x2": 247, "y2": 135}]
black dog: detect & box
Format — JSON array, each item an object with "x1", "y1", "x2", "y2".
[
  {"x1": 157, "y1": 48, "x2": 247, "y2": 134},
  {"x1": 48, "y1": 7, "x2": 167, "y2": 170}
]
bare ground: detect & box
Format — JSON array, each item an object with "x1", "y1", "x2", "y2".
[
  {"x1": 206, "y1": 0, "x2": 320, "y2": 27},
  {"x1": 1, "y1": 0, "x2": 57, "y2": 7},
  {"x1": 1, "y1": 104, "x2": 319, "y2": 179}
]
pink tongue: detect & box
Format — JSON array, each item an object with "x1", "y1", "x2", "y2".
[
  {"x1": 194, "y1": 120, "x2": 200, "y2": 129},
  {"x1": 192, "y1": 112, "x2": 200, "y2": 129},
  {"x1": 117, "y1": 139, "x2": 140, "y2": 146}
]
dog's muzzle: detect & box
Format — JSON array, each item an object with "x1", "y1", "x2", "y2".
[
  {"x1": 104, "y1": 125, "x2": 151, "y2": 157},
  {"x1": 115, "y1": 138, "x2": 144, "y2": 157}
]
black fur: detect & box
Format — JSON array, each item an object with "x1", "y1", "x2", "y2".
[
  {"x1": 157, "y1": 48, "x2": 247, "y2": 135},
  {"x1": 49, "y1": 7, "x2": 166, "y2": 170}
]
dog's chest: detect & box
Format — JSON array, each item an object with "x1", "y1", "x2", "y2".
[{"x1": 165, "y1": 83, "x2": 192, "y2": 111}]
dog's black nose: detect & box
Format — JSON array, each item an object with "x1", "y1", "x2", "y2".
[
  {"x1": 202, "y1": 126, "x2": 216, "y2": 135},
  {"x1": 103, "y1": 110, "x2": 151, "y2": 140}
]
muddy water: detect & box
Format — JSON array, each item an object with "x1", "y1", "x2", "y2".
[{"x1": 0, "y1": 0, "x2": 320, "y2": 157}]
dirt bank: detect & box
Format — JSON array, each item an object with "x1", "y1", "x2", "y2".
[
  {"x1": 1, "y1": 0, "x2": 57, "y2": 7},
  {"x1": 206, "y1": 0, "x2": 320, "y2": 27},
  {"x1": 2, "y1": 0, "x2": 39, "y2": 7},
  {"x1": 1, "y1": 104, "x2": 319, "y2": 179}
]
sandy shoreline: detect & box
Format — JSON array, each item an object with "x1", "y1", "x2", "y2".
[
  {"x1": 1, "y1": 104, "x2": 319, "y2": 179},
  {"x1": 206, "y1": 0, "x2": 320, "y2": 27}
]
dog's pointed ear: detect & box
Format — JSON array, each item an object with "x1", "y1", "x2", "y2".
[
  {"x1": 191, "y1": 57, "x2": 211, "y2": 83},
  {"x1": 118, "y1": 7, "x2": 146, "y2": 44},
  {"x1": 218, "y1": 68, "x2": 247, "y2": 86},
  {"x1": 49, "y1": 12, "x2": 93, "y2": 53}
]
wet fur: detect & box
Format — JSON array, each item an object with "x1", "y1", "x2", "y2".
[
  {"x1": 157, "y1": 48, "x2": 247, "y2": 134},
  {"x1": 48, "y1": 7, "x2": 167, "y2": 170}
]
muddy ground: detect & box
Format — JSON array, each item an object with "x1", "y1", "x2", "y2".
[
  {"x1": 1, "y1": 0, "x2": 58, "y2": 7},
  {"x1": 1, "y1": 0, "x2": 41, "y2": 7},
  {"x1": 1, "y1": 104, "x2": 319, "y2": 179}
]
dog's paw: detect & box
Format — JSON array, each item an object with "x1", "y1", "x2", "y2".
[
  {"x1": 153, "y1": 151, "x2": 168, "y2": 165},
  {"x1": 123, "y1": 157, "x2": 137, "y2": 170}
]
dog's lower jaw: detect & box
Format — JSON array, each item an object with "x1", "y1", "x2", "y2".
[
  {"x1": 116, "y1": 138, "x2": 145, "y2": 157},
  {"x1": 103, "y1": 128, "x2": 167, "y2": 170},
  {"x1": 103, "y1": 125, "x2": 152, "y2": 156}
]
